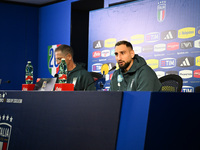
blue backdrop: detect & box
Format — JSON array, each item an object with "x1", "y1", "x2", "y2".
[
  {"x1": 88, "y1": 0, "x2": 200, "y2": 91},
  {"x1": 0, "y1": 3, "x2": 39, "y2": 90},
  {"x1": 38, "y1": 1, "x2": 75, "y2": 78}
]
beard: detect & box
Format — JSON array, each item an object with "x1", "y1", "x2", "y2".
[{"x1": 118, "y1": 60, "x2": 132, "y2": 72}]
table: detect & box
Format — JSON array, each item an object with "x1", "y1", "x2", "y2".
[{"x1": 0, "y1": 91, "x2": 200, "y2": 150}]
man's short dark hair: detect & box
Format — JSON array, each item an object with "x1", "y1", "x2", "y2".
[
  {"x1": 55, "y1": 44, "x2": 74, "y2": 57},
  {"x1": 115, "y1": 40, "x2": 133, "y2": 50}
]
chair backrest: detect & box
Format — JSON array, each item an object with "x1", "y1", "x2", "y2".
[
  {"x1": 195, "y1": 86, "x2": 200, "y2": 93},
  {"x1": 159, "y1": 74, "x2": 183, "y2": 92},
  {"x1": 90, "y1": 72, "x2": 103, "y2": 81}
]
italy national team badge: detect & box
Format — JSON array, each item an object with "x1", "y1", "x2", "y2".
[
  {"x1": 0, "y1": 114, "x2": 13, "y2": 150},
  {"x1": 48, "y1": 44, "x2": 61, "y2": 77},
  {"x1": 157, "y1": 1, "x2": 166, "y2": 22}
]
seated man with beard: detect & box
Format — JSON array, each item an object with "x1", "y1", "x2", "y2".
[{"x1": 110, "y1": 40, "x2": 162, "y2": 91}]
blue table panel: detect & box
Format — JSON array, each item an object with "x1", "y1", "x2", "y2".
[{"x1": 116, "y1": 91, "x2": 151, "y2": 150}]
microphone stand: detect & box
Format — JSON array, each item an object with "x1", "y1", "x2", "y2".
[{"x1": 84, "y1": 66, "x2": 116, "y2": 91}]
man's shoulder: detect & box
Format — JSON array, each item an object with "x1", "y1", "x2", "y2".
[{"x1": 112, "y1": 69, "x2": 120, "y2": 78}]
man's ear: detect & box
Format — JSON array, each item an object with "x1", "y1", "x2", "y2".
[
  {"x1": 131, "y1": 50, "x2": 135, "y2": 58},
  {"x1": 66, "y1": 53, "x2": 72, "y2": 60}
]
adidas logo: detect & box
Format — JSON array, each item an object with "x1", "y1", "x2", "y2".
[
  {"x1": 180, "y1": 58, "x2": 190, "y2": 66},
  {"x1": 164, "y1": 31, "x2": 173, "y2": 40},
  {"x1": 177, "y1": 57, "x2": 194, "y2": 67},
  {"x1": 161, "y1": 30, "x2": 177, "y2": 40},
  {"x1": 93, "y1": 40, "x2": 103, "y2": 49},
  {"x1": 95, "y1": 41, "x2": 102, "y2": 48}
]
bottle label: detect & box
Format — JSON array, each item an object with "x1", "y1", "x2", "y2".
[
  {"x1": 59, "y1": 74, "x2": 67, "y2": 80},
  {"x1": 25, "y1": 75, "x2": 33, "y2": 81}
]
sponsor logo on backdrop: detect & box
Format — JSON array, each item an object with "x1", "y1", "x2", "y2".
[
  {"x1": 142, "y1": 45, "x2": 154, "y2": 53},
  {"x1": 0, "y1": 114, "x2": 13, "y2": 150},
  {"x1": 155, "y1": 71, "x2": 165, "y2": 78},
  {"x1": 157, "y1": 1, "x2": 166, "y2": 22},
  {"x1": 160, "y1": 58, "x2": 176, "y2": 68},
  {"x1": 130, "y1": 34, "x2": 144, "y2": 44},
  {"x1": 161, "y1": 30, "x2": 177, "y2": 40},
  {"x1": 146, "y1": 59, "x2": 159, "y2": 69},
  {"x1": 92, "y1": 63, "x2": 102, "y2": 72},
  {"x1": 110, "y1": 74, "x2": 113, "y2": 80},
  {"x1": 182, "y1": 86, "x2": 194, "y2": 92},
  {"x1": 194, "y1": 69, "x2": 200, "y2": 78},
  {"x1": 101, "y1": 50, "x2": 110, "y2": 57},
  {"x1": 180, "y1": 41, "x2": 193, "y2": 49},
  {"x1": 105, "y1": 74, "x2": 110, "y2": 81},
  {"x1": 99, "y1": 59, "x2": 107, "y2": 62},
  {"x1": 179, "y1": 70, "x2": 193, "y2": 79},
  {"x1": 145, "y1": 32, "x2": 160, "y2": 42},
  {"x1": 194, "y1": 39, "x2": 200, "y2": 48},
  {"x1": 196, "y1": 56, "x2": 200, "y2": 66},
  {"x1": 48, "y1": 44, "x2": 60, "y2": 77},
  {"x1": 154, "y1": 44, "x2": 166, "y2": 52},
  {"x1": 107, "y1": 62, "x2": 116, "y2": 70},
  {"x1": 166, "y1": 71, "x2": 178, "y2": 75},
  {"x1": 133, "y1": 46, "x2": 142, "y2": 54},
  {"x1": 196, "y1": 26, "x2": 200, "y2": 36},
  {"x1": 116, "y1": 63, "x2": 119, "y2": 70},
  {"x1": 177, "y1": 57, "x2": 194, "y2": 67},
  {"x1": 177, "y1": 51, "x2": 189, "y2": 55},
  {"x1": 110, "y1": 49, "x2": 115, "y2": 56},
  {"x1": 178, "y1": 27, "x2": 195, "y2": 39},
  {"x1": 93, "y1": 40, "x2": 104, "y2": 49},
  {"x1": 167, "y1": 42, "x2": 179, "y2": 51},
  {"x1": 104, "y1": 38, "x2": 116, "y2": 48},
  {"x1": 154, "y1": 54, "x2": 165, "y2": 57},
  {"x1": 92, "y1": 51, "x2": 101, "y2": 58}
]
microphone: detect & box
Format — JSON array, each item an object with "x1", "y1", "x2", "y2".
[
  {"x1": 109, "y1": 66, "x2": 116, "y2": 72},
  {"x1": 84, "y1": 66, "x2": 116, "y2": 91},
  {"x1": 5, "y1": 80, "x2": 11, "y2": 84},
  {"x1": 54, "y1": 74, "x2": 59, "y2": 83},
  {"x1": 0, "y1": 79, "x2": 11, "y2": 85}
]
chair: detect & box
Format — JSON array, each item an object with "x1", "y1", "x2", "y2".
[
  {"x1": 159, "y1": 74, "x2": 183, "y2": 92},
  {"x1": 90, "y1": 72, "x2": 103, "y2": 81},
  {"x1": 195, "y1": 86, "x2": 200, "y2": 93}
]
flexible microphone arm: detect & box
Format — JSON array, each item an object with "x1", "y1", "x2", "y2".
[
  {"x1": 0, "y1": 80, "x2": 11, "y2": 85},
  {"x1": 109, "y1": 66, "x2": 116, "y2": 72}
]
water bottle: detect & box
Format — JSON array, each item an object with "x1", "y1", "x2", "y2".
[
  {"x1": 58, "y1": 58, "x2": 67, "y2": 83},
  {"x1": 25, "y1": 61, "x2": 33, "y2": 84}
]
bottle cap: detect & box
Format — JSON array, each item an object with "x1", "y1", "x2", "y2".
[
  {"x1": 61, "y1": 58, "x2": 65, "y2": 61},
  {"x1": 28, "y1": 61, "x2": 31, "y2": 63}
]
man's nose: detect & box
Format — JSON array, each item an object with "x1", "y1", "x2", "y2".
[{"x1": 116, "y1": 54, "x2": 121, "y2": 60}]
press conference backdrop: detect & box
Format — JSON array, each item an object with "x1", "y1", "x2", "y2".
[{"x1": 88, "y1": 0, "x2": 200, "y2": 92}]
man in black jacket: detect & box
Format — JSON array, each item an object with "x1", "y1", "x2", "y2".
[
  {"x1": 110, "y1": 40, "x2": 162, "y2": 91},
  {"x1": 55, "y1": 44, "x2": 95, "y2": 91}
]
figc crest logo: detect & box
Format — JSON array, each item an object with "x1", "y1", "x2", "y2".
[
  {"x1": 48, "y1": 44, "x2": 61, "y2": 77},
  {"x1": 0, "y1": 114, "x2": 13, "y2": 150},
  {"x1": 157, "y1": 1, "x2": 166, "y2": 22}
]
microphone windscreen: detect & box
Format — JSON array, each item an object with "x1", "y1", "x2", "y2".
[
  {"x1": 101, "y1": 64, "x2": 109, "y2": 75},
  {"x1": 54, "y1": 74, "x2": 58, "y2": 77}
]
